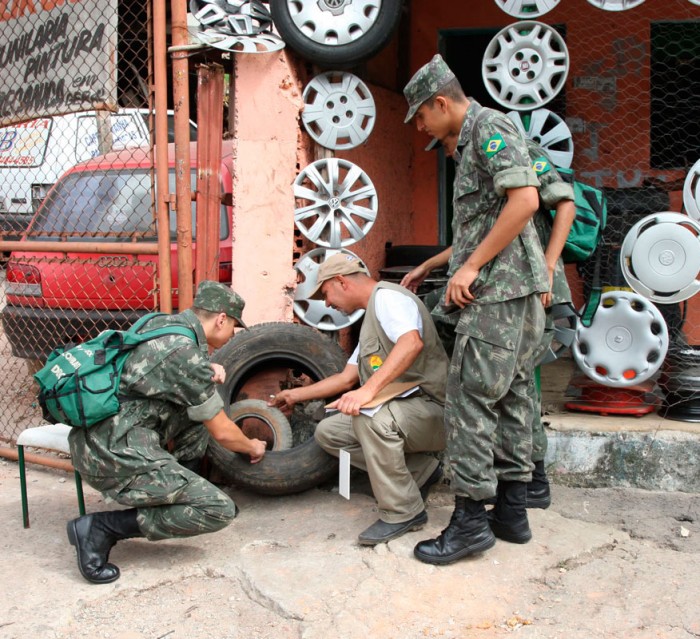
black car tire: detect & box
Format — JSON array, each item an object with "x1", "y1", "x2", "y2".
[
  {"x1": 270, "y1": 0, "x2": 404, "y2": 69},
  {"x1": 227, "y1": 399, "x2": 294, "y2": 451},
  {"x1": 207, "y1": 322, "x2": 347, "y2": 495}
]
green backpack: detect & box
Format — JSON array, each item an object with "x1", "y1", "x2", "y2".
[
  {"x1": 34, "y1": 313, "x2": 196, "y2": 429},
  {"x1": 550, "y1": 168, "x2": 608, "y2": 263}
]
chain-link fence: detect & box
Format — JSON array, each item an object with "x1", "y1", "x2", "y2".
[
  {"x1": 0, "y1": 0, "x2": 160, "y2": 445},
  {"x1": 527, "y1": 2, "x2": 700, "y2": 421},
  {"x1": 435, "y1": 2, "x2": 700, "y2": 421},
  {"x1": 2, "y1": 0, "x2": 700, "y2": 448}
]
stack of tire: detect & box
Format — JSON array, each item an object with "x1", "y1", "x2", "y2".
[
  {"x1": 208, "y1": 322, "x2": 348, "y2": 494},
  {"x1": 207, "y1": 2, "x2": 408, "y2": 494}
]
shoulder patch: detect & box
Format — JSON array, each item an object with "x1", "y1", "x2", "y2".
[
  {"x1": 532, "y1": 156, "x2": 551, "y2": 175},
  {"x1": 483, "y1": 133, "x2": 507, "y2": 158},
  {"x1": 369, "y1": 355, "x2": 383, "y2": 371}
]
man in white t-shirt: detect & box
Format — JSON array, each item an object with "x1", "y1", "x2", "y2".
[{"x1": 269, "y1": 254, "x2": 449, "y2": 546}]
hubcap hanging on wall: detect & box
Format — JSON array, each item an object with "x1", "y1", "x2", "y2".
[
  {"x1": 482, "y1": 21, "x2": 570, "y2": 111},
  {"x1": 507, "y1": 108, "x2": 573, "y2": 168},
  {"x1": 494, "y1": 0, "x2": 560, "y2": 18},
  {"x1": 294, "y1": 158, "x2": 378, "y2": 248},
  {"x1": 620, "y1": 212, "x2": 700, "y2": 304},
  {"x1": 293, "y1": 247, "x2": 366, "y2": 330},
  {"x1": 302, "y1": 71, "x2": 376, "y2": 150}
]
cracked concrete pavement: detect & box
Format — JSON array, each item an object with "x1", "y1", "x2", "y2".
[{"x1": 1, "y1": 458, "x2": 698, "y2": 639}]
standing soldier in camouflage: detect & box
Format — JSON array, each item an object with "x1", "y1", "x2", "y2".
[
  {"x1": 67, "y1": 281, "x2": 267, "y2": 584},
  {"x1": 402, "y1": 54, "x2": 549, "y2": 565},
  {"x1": 404, "y1": 138, "x2": 575, "y2": 509},
  {"x1": 524, "y1": 140, "x2": 575, "y2": 509}
]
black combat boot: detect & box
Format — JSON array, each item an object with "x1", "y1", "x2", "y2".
[
  {"x1": 413, "y1": 496, "x2": 496, "y2": 565},
  {"x1": 66, "y1": 509, "x2": 143, "y2": 584},
  {"x1": 487, "y1": 481, "x2": 532, "y2": 544},
  {"x1": 526, "y1": 460, "x2": 551, "y2": 509}
]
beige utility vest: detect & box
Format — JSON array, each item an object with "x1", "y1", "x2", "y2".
[{"x1": 357, "y1": 282, "x2": 449, "y2": 405}]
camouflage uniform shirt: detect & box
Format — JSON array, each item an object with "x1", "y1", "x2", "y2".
[
  {"x1": 446, "y1": 100, "x2": 549, "y2": 306},
  {"x1": 527, "y1": 138, "x2": 574, "y2": 305},
  {"x1": 69, "y1": 308, "x2": 223, "y2": 479}
]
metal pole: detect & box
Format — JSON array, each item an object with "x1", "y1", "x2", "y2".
[
  {"x1": 0, "y1": 241, "x2": 159, "y2": 254},
  {"x1": 153, "y1": 0, "x2": 173, "y2": 313},
  {"x1": 170, "y1": 0, "x2": 194, "y2": 310},
  {"x1": 195, "y1": 64, "x2": 224, "y2": 285},
  {"x1": 0, "y1": 447, "x2": 75, "y2": 473},
  {"x1": 227, "y1": 58, "x2": 236, "y2": 140}
]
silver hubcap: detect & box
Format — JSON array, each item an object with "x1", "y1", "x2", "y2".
[
  {"x1": 289, "y1": 0, "x2": 382, "y2": 45},
  {"x1": 586, "y1": 0, "x2": 646, "y2": 10},
  {"x1": 302, "y1": 71, "x2": 376, "y2": 150},
  {"x1": 573, "y1": 291, "x2": 669, "y2": 388},
  {"x1": 507, "y1": 108, "x2": 573, "y2": 168},
  {"x1": 621, "y1": 212, "x2": 700, "y2": 303},
  {"x1": 683, "y1": 158, "x2": 700, "y2": 221},
  {"x1": 293, "y1": 248, "x2": 365, "y2": 330},
  {"x1": 482, "y1": 21, "x2": 569, "y2": 111},
  {"x1": 495, "y1": 0, "x2": 560, "y2": 18},
  {"x1": 294, "y1": 158, "x2": 378, "y2": 248}
]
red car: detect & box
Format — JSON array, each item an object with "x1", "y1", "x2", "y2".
[{"x1": 2, "y1": 141, "x2": 233, "y2": 360}]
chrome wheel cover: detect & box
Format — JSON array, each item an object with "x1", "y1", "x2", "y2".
[
  {"x1": 482, "y1": 21, "x2": 569, "y2": 111},
  {"x1": 302, "y1": 71, "x2": 376, "y2": 150},
  {"x1": 294, "y1": 158, "x2": 378, "y2": 248}
]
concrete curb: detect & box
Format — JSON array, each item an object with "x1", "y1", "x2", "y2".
[{"x1": 546, "y1": 425, "x2": 700, "y2": 492}]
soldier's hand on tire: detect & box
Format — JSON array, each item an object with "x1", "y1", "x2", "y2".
[
  {"x1": 249, "y1": 439, "x2": 267, "y2": 464},
  {"x1": 210, "y1": 363, "x2": 226, "y2": 384}
]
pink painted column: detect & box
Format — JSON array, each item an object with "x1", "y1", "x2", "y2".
[{"x1": 230, "y1": 52, "x2": 304, "y2": 325}]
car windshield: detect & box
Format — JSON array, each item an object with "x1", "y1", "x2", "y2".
[{"x1": 27, "y1": 168, "x2": 227, "y2": 242}]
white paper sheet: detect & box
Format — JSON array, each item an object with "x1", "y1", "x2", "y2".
[{"x1": 339, "y1": 449, "x2": 351, "y2": 500}]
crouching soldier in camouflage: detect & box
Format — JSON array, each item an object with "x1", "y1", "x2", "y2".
[{"x1": 67, "y1": 281, "x2": 267, "y2": 584}]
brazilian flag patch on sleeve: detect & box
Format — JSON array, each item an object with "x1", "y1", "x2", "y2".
[
  {"x1": 532, "y1": 156, "x2": 551, "y2": 175},
  {"x1": 483, "y1": 133, "x2": 507, "y2": 157}
]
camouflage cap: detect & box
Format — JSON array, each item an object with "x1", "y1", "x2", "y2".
[
  {"x1": 308, "y1": 253, "x2": 370, "y2": 300},
  {"x1": 194, "y1": 280, "x2": 247, "y2": 328},
  {"x1": 403, "y1": 54, "x2": 456, "y2": 123}
]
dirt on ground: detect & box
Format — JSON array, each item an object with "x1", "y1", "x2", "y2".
[{"x1": 1, "y1": 458, "x2": 698, "y2": 639}]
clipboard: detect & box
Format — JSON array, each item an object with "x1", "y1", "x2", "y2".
[
  {"x1": 325, "y1": 380, "x2": 420, "y2": 410},
  {"x1": 360, "y1": 381, "x2": 420, "y2": 408}
]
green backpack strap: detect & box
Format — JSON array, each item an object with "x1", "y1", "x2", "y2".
[
  {"x1": 579, "y1": 242, "x2": 603, "y2": 328},
  {"x1": 579, "y1": 186, "x2": 607, "y2": 230},
  {"x1": 114, "y1": 317, "x2": 198, "y2": 405},
  {"x1": 128, "y1": 312, "x2": 165, "y2": 333},
  {"x1": 121, "y1": 313, "x2": 198, "y2": 349}
]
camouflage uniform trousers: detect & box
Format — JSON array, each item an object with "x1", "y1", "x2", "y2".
[
  {"x1": 76, "y1": 420, "x2": 236, "y2": 541},
  {"x1": 530, "y1": 310, "x2": 557, "y2": 464},
  {"x1": 424, "y1": 287, "x2": 459, "y2": 359},
  {"x1": 315, "y1": 395, "x2": 446, "y2": 523},
  {"x1": 445, "y1": 293, "x2": 545, "y2": 500},
  {"x1": 427, "y1": 286, "x2": 552, "y2": 465}
]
